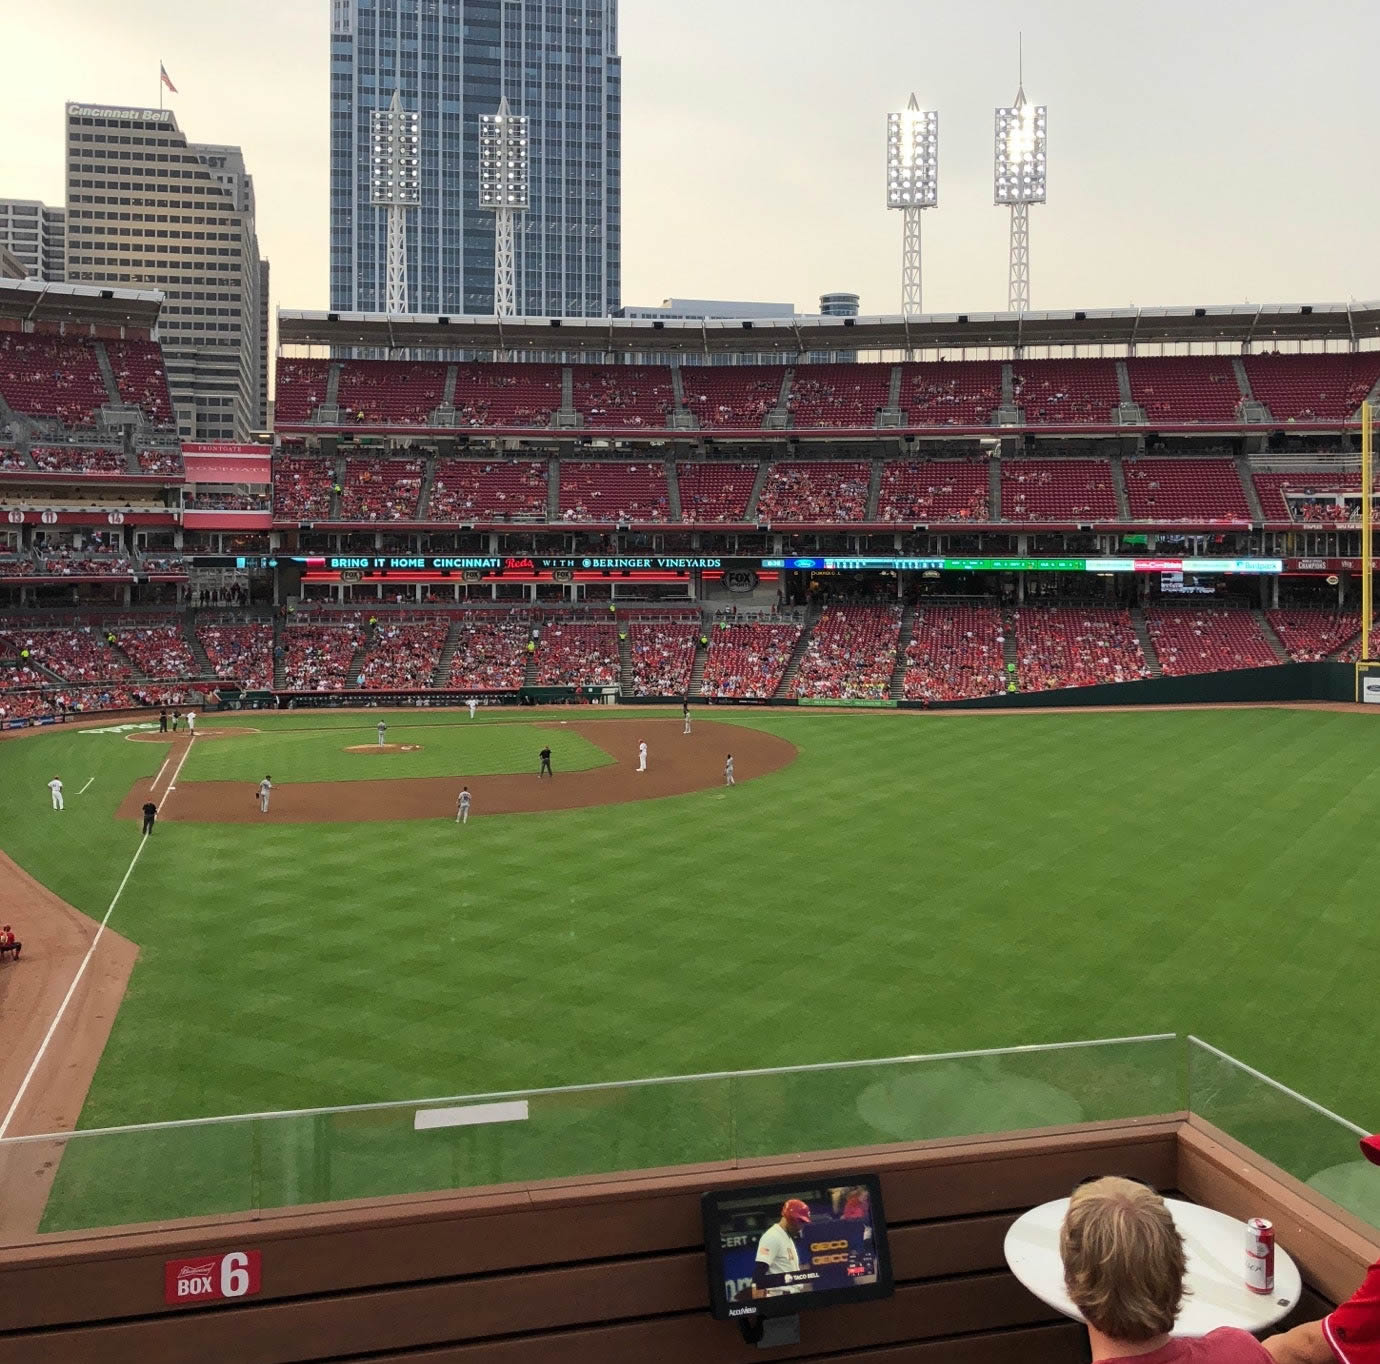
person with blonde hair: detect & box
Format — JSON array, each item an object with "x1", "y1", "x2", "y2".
[{"x1": 1060, "y1": 1177, "x2": 1271, "y2": 1361}]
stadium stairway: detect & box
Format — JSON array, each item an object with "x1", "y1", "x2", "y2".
[
  {"x1": 441, "y1": 364, "x2": 459, "y2": 409},
  {"x1": 103, "y1": 631, "x2": 148, "y2": 682},
  {"x1": 431, "y1": 618, "x2": 463, "y2": 687},
  {"x1": 1115, "y1": 360, "x2": 1134, "y2": 405},
  {"x1": 522, "y1": 647, "x2": 539, "y2": 689},
  {"x1": 988, "y1": 458, "x2": 1002, "y2": 520},
  {"x1": 890, "y1": 600, "x2": 917, "y2": 698},
  {"x1": 272, "y1": 619, "x2": 286, "y2": 690},
  {"x1": 1130, "y1": 608, "x2": 1163, "y2": 676},
  {"x1": 1231, "y1": 356, "x2": 1254, "y2": 402},
  {"x1": 324, "y1": 363, "x2": 343, "y2": 411},
  {"x1": 767, "y1": 368, "x2": 793, "y2": 430},
  {"x1": 618, "y1": 629, "x2": 633, "y2": 693},
  {"x1": 688, "y1": 620, "x2": 710, "y2": 696},
  {"x1": 416, "y1": 454, "x2": 438, "y2": 519},
  {"x1": 328, "y1": 456, "x2": 345, "y2": 519},
  {"x1": 1255, "y1": 609, "x2": 1291, "y2": 664},
  {"x1": 1110, "y1": 456, "x2": 1131, "y2": 519},
  {"x1": 546, "y1": 457, "x2": 561, "y2": 520},
  {"x1": 744, "y1": 461, "x2": 771, "y2": 521},
  {"x1": 92, "y1": 342, "x2": 122, "y2": 407},
  {"x1": 771, "y1": 612, "x2": 817, "y2": 700},
  {"x1": 183, "y1": 619, "x2": 215, "y2": 678},
  {"x1": 1001, "y1": 609, "x2": 1019, "y2": 682},
  {"x1": 665, "y1": 461, "x2": 682, "y2": 520},
  {"x1": 866, "y1": 460, "x2": 883, "y2": 520},
  {"x1": 1363, "y1": 370, "x2": 1380, "y2": 411},
  {"x1": 1238, "y1": 457, "x2": 1266, "y2": 522},
  {"x1": 345, "y1": 635, "x2": 370, "y2": 689}
]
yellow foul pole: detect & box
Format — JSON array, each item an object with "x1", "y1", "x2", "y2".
[{"x1": 1364, "y1": 401, "x2": 1373, "y2": 663}]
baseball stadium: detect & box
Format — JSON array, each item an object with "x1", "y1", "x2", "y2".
[{"x1": 3, "y1": 282, "x2": 1380, "y2": 1358}]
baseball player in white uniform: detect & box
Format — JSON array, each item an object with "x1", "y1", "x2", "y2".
[
  {"x1": 467, "y1": 698, "x2": 478, "y2": 719},
  {"x1": 637, "y1": 740, "x2": 648, "y2": 772},
  {"x1": 186, "y1": 711, "x2": 196, "y2": 736},
  {"x1": 48, "y1": 776, "x2": 64, "y2": 810},
  {"x1": 682, "y1": 699, "x2": 692, "y2": 735},
  {"x1": 377, "y1": 720, "x2": 387, "y2": 747},
  {"x1": 456, "y1": 786, "x2": 471, "y2": 824},
  {"x1": 724, "y1": 754, "x2": 734, "y2": 787},
  {"x1": 753, "y1": 1199, "x2": 812, "y2": 1299},
  {"x1": 258, "y1": 775, "x2": 272, "y2": 813}
]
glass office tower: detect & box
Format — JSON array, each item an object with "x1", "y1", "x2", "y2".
[{"x1": 330, "y1": 0, "x2": 620, "y2": 318}]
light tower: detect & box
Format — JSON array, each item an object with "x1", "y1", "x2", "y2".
[
  {"x1": 994, "y1": 51, "x2": 1046, "y2": 314},
  {"x1": 479, "y1": 97, "x2": 530, "y2": 318},
  {"x1": 369, "y1": 90, "x2": 420, "y2": 315},
  {"x1": 886, "y1": 95, "x2": 938, "y2": 315}
]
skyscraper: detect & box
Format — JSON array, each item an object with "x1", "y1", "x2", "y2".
[
  {"x1": 63, "y1": 103, "x2": 265, "y2": 441},
  {"x1": 330, "y1": 0, "x2": 620, "y2": 320},
  {"x1": 0, "y1": 200, "x2": 66, "y2": 282}
]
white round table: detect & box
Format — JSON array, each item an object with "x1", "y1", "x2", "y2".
[{"x1": 1004, "y1": 1196, "x2": 1301, "y2": 1336}]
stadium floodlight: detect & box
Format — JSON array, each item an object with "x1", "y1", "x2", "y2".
[
  {"x1": 479, "y1": 96, "x2": 530, "y2": 318},
  {"x1": 369, "y1": 90, "x2": 421, "y2": 315},
  {"x1": 886, "y1": 95, "x2": 938, "y2": 316},
  {"x1": 994, "y1": 65, "x2": 1046, "y2": 313}
]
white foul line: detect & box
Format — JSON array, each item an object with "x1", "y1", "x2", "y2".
[
  {"x1": 77, "y1": 778, "x2": 95, "y2": 795},
  {"x1": 0, "y1": 738, "x2": 196, "y2": 1139}
]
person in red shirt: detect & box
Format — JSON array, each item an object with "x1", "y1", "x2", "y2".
[
  {"x1": 1061, "y1": 1176, "x2": 1271, "y2": 1362},
  {"x1": 1265, "y1": 1135, "x2": 1380, "y2": 1363},
  {"x1": 0, "y1": 924, "x2": 20, "y2": 960}
]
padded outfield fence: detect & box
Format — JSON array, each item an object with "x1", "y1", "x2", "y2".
[{"x1": 0, "y1": 1034, "x2": 1374, "y2": 1242}]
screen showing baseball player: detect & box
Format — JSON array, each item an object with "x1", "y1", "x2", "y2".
[{"x1": 700, "y1": 1175, "x2": 893, "y2": 1321}]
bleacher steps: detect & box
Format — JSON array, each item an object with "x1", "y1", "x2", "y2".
[
  {"x1": 124, "y1": 444, "x2": 141, "y2": 475},
  {"x1": 345, "y1": 636, "x2": 371, "y2": 690},
  {"x1": 432, "y1": 617, "x2": 462, "y2": 688},
  {"x1": 890, "y1": 600, "x2": 916, "y2": 699},
  {"x1": 328, "y1": 455, "x2": 345, "y2": 520},
  {"x1": 523, "y1": 647, "x2": 539, "y2": 689},
  {"x1": 1362, "y1": 372, "x2": 1380, "y2": 413},
  {"x1": 745, "y1": 461, "x2": 771, "y2": 521},
  {"x1": 1238, "y1": 458, "x2": 1266, "y2": 522},
  {"x1": 183, "y1": 619, "x2": 214, "y2": 678},
  {"x1": 688, "y1": 624, "x2": 710, "y2": 697},
  {"x1": 618, "y1": 628, "x2": 633, "y2": 693},
  {"x1": 1114, "y1": 360, "x2": 1134, "y2": 404},
  {"x1": 1231, "y1": 357, "x2": 1254, "y2": 400},
  {"x1": 1255, "y1": 609, "x2": 1291, "y2": 664},
  {"x1": 416, "y1": 454, "x2": 437, "y2": 519},
  {"x1": 666, "y1": 461, "x2": 682, "y2": 521},
  {"x1": 988, "y1": 457, "x2": 1002, "y2": 520},
  {"x1": 552, "y1": 368, "x2": 581, "y2": 430},
  {"x1": 442, "y1": 364, "x2": 459, "y2": 408},
  {"x1": 325, "y1": 363, "x2": 343, "y2": 409},
  {"x1": 1001, "y1": 363, "x2": 1015, "y2": 407},
  {"x1": 1001, "y1": 610, "x2": 1019, "y2": 681},
  {"x1": 887, "y1": 364, "x2": 903, "y2": 408},
  {"x1": 1130, "y1": 608, "x2": 1162, "y2": 677},
  {"x1": 92, "y1": 343, "x2": 122, "y2": 407},
  {"x1": 771, "y1": 615, "x2": 815, "y2": 700},
  {"x1": 765, "y1": 368, "x2": 793, "y2": 430},
  {"x1": 1110, "y1": 455, "x2": 1131, "y2": 520},
  {"x1": 877, "y1": 365, "x2": 905, "y2": 427},
  {"x1": 546, "y1": 457, "x2": 561, "y2": 520},
  {"x1": 668, "y1": 364, "x2": 689, "y2": 424},
  {"x1": 865, "y1": 460, "x2": 883, "y2": 521},
  {"x1": 102, "y1": 630, "x2": 148, "y2": 682},
  {"x1": 272, "y1": 618, "x2": 286, "y2": 690}
]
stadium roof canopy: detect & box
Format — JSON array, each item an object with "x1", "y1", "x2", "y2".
[
  {"x1": 0, "y1": 278, "x2": 164, "y2": 330},
  {"x1": 277, "y1": 301, "x2": 1380, "y2": 356}
]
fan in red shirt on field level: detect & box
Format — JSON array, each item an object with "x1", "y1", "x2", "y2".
[{"x1": 1265, "y1": 1135, "x2": 1380, "y2": 1363}]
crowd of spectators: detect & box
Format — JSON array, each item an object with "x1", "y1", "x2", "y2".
[
  {"x1": 756, "y1": 462, "x2": 870, "y2": 522},
  {"x1": 188, "y1": 491, "x2": 271, "y2": 511},
  {"x1": 338, "y1": 458, "x2": 425, "y2": 521},
  {"x1": 1145, "y1": 607, "x2": 1278, "y2": 676},
  {"x1": 0, "y1": 447, "x2": 28, "y2": 470},
  {"x1": 0, "y1": 335, "x2": 108, "y2": 425},
  {"x1": 878, "y1": 460, "x2": 989, "y2": 522},
  {"x1": 33, "y1": 550, "x2": 134, "y2": 577},
  {"x1": 558, "y1": 463, "x2": 670, "y2": 523},
  {"x1": 700, "y1": 621, "x2": 802, "y2": 699},
  {"x1": 572, "y1": 367, "x2": 674, "y2": 428},
  {"x1": 1266, "y1": 608, "x2": 1361, "y2": 662},
  {"x1": 676, "y1": 462, "x2": 757, "y2": 522},
  {"x1": 446, "y1": 615, "x2": 530, "y2": 690},
  {"x1": 0, "y1": 627, "x2": 135, "y2": 682},
  {"x1": 106, "y1": 341, "x2": 175, "y2": 426},
  {"x1": 791, "y1": 604, "x2": 902, "y2": 700},
  {"x1": 112, "y1": 624, "x2": 198, "y2": 679},
  {"x1": 1014, "y1": 606, "x2": 1150, "y2": 691},
  {"x1": 902, "y1": 605, "x2": 1009, "y2": 701},
  {"x1": 30, "y1": 446, "x2": 128, "y2": 475},
  {"x1": 359, "y1": 620, "x2": 448, "y2": 689},
  {"x1": 451, "y1": 364, "x2": 561, "y2": 428},
  {"x1": 628, "y1": 621, "x2": 697, "y2": 696},
  {"x1": 428, "y1": 459, "x2": 548, "y2": 521},
  {"x1": 137, "y1": 448, "x2": 184, "y2": 476},
  {"x1": 533, "y1": 621, "x2": 620, "y2": 686},
  {"x1": 273, "y1": 456, "x2": 335, "y2": 520},
  {"x1": 196, "y1": 623, "x2": 273, "y2": 689},
  {"x1": 282, "y1": 624, "x2": 365, "y2": 690},
  {"x1": 0, "y1": 553, "x2": 36, "y2": 578}
]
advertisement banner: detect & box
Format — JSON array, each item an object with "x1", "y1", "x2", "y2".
[{"x1": 164, "y1": 1251, "x2": 261, "y2": 1306}]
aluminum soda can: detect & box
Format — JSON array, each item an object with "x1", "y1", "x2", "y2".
[{"x1": 1245, "y1": 1218, "x2": 1275, "y2": 1294}]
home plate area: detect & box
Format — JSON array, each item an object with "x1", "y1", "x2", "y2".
[{"x1": 115, "y1": 718, "x2": 796, "y2": 823}]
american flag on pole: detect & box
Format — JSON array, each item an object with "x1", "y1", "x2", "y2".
[{"x1": 160, "y1": 63, "x2": 177, "y2": 94}]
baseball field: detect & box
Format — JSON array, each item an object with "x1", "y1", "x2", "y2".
[{"x1": 1, "y1": 703, "x2": 1377, "y2": 1232}]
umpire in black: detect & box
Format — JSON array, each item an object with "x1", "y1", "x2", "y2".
[{"x1": 142, "y1": 800, "x2": 158, "y2": 835}]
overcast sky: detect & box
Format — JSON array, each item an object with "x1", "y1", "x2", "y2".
[{"x1": 4, "y1": 0, "x2": 1379, "y2": 321}]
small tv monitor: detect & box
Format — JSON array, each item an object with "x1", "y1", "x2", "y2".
[{"x1": 701, "y1": 1174, "x2": 894, "y2": 1321}]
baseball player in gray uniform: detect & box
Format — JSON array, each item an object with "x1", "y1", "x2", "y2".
[
  {"x1": 724, "y1": 754, "x2": 734, "y2": 787},
  {"x1": 376, "y1": 720, "x2": 388, "y2": 747},
  {"x1": 258, "y1": 775, "x2": 272, "y2": 813},
  {"x1": 456, "y1": 786, "x2": 471, "y2": 824}
]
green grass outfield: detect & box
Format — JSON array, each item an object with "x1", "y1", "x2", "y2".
[
  {"x1": 179, "y1": 712, "x2": 612, "y2": 783},
  {"x1": 4, "y1": 706, "x2": 1380, "y2": 1229}
]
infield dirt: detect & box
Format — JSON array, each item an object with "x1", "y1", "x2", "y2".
[{"x1": 115, "y1": 717, "x2": 796, "y2": 823}]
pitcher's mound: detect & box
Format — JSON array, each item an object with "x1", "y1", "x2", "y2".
[{"x1": 345, "y1": 743, "x2": 423, "y2": 754}]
